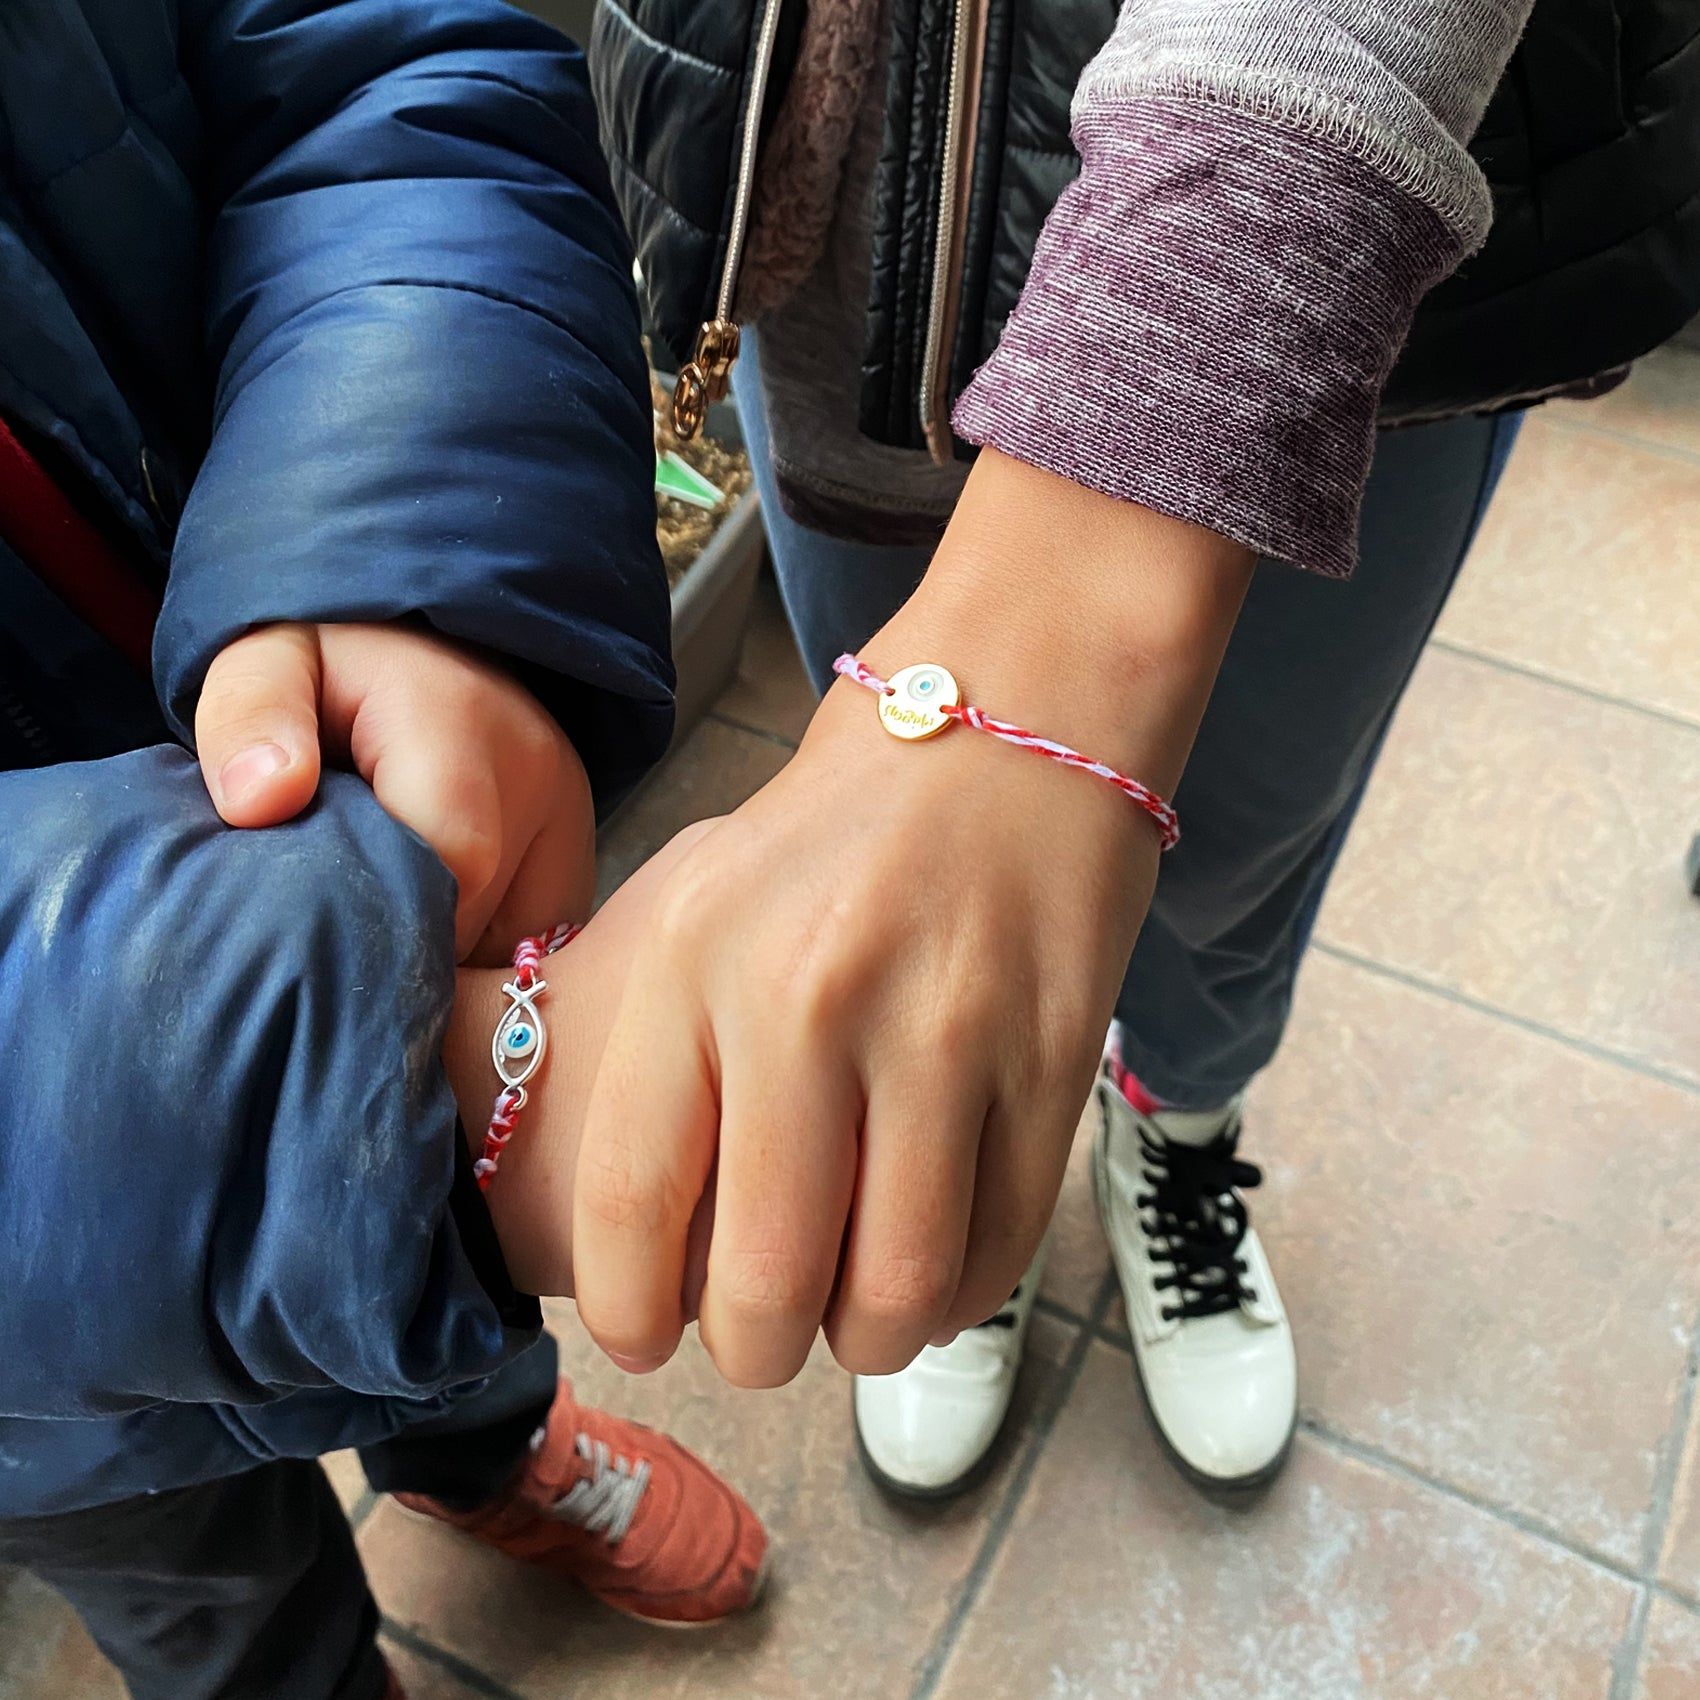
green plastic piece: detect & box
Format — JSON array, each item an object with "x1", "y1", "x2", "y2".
[{"x1": 655, "y1": 450, "x2": 724, "y2": 511}]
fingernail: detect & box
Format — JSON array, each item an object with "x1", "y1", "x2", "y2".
[
  {"x1": 218, "y1": 742, "x2": 289, "y2": 805},
  {"x1": 609, "y1": 1350, "x2": 665, "y2": 1375}
]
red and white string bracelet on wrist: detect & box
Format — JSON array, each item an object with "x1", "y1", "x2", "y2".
[
  {"x1": 832, "y1": 654, "x2": 1181, "y2": 852},
  {"x1": 476, "y1": 921, "x2": 581, "y2": 1192}
]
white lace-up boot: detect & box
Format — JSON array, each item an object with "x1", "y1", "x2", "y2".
[{"x1": 1093, "y1": 1055, "x2": 1296, "y2": 1490}]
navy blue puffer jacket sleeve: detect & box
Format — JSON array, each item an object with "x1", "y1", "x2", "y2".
[
  {"x1": 157, "y1": 0, "x2": 673, "y2": 806},
  {"x1": 0, "y1": 748, "x2": 529, "y2": 1420}
]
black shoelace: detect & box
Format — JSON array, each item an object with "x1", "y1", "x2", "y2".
[{"x1": 1137, "y1": 1125, "x2": 1264, "y2": 1322}]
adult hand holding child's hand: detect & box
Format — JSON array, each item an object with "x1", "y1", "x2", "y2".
[
  {"x1": 573, "y1": 452, "x2": 1255, "y2": 1389},
  {"x1": 195, "y1": 623, "x2": 595, "y2": 962}
]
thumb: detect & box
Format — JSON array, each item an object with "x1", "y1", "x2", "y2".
[{"x1": 196, "y1": 624, "x2": 324, "y2": 827}]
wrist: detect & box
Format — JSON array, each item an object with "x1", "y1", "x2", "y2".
[
  {"x1": 445, "y1": 963, "x2": 576, "y2": 1296},
  {"x1": 439, "y1": 829, "x2": 714, "y2": 1301},
  {"x1": 854, "y1": 450, "x2": 1253, "y2": 795}
]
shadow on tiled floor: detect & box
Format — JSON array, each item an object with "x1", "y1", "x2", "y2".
[{"x1": 4, "y1": 345, "x2": 1698, "y2": 1700}]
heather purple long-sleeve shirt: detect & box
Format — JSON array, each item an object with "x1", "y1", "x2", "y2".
[{"x1": 750, "y1": 0, "x2": 1536, "y2": 576}]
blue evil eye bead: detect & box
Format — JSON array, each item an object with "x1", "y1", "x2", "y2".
[
  {"x1": 912, "y1": 670, "x2": 940, "y2": 698},
  {"x1": 493, "y1": 986, "x2": 549, "y2": 1088}
]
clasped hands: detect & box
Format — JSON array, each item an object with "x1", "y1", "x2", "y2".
[
  {"x1": 200, "y1": 455, "x2": 1250, "y2": 1390},
  {"x1": 197, "y1": 615, "x2": 1146, "y2": 1391}
]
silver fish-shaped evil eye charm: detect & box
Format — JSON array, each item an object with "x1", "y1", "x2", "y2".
[{"x1": 492, "y1": 976, "x2": 549, "y2": 1089}]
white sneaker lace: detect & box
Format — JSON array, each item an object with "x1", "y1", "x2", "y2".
[{"x1": 549, "y1": 1433, "x2": 651, "y2": 1544}]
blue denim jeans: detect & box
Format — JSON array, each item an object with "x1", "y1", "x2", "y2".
[{"x1": 736, "y1": 334, "x2": 1521, "y2": 1107}]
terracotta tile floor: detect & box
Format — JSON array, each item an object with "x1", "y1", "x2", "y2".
[{"x1": 3, "y1": 345, "x2": 1698, "y2": 1699}]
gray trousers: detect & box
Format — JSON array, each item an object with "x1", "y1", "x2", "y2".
[
  {"x1": 0, "y1": 1336, "x2": 558, "y2": 1700},
  {"x1": 736, "y1": 350, "x2": 1519, "y2": 1107}
]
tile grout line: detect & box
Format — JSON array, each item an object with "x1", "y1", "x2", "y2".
[
  {"x1": 1070, "y1": 1297, "x2": 1679, "y2": 1591},
  {"x1": 1606, "y1": 1304, "x2": 1700, "y2": 1698},
  {"x1": 1298, "y1": 1416, "x2": 1648, "y2": 1588},
  {"x1": 1035, "y1": 1290, "x2": 1130, "y2": 1350},
  {"x1": 1310, "y1": 940, "x2": 1700, "y2": 1098},
  {"x1": 1636, "y1": 1306, "x2": 1700, "y2": 1577},
  {"x1": 1031, "y1": 1293, "x2": 1089, "y2": 1331},
  {"x1": 1427, "y1": 637, "x2": 1700, "y2": 737},
  {"x1": 705, "y1": 708, "x2": 801, "y2": 752},
  {"x1": 349, "y1": 1361, "x2": 1700, "y2": 1700},
  {"x1": 907, "y1": 1272, "x2": 1117, "y2": 1700},
  {"x1": 1608, "y1": 1590, "x2": 1653, "y2": 1700},
  {"x1": 379, "y1": 1616, "x2": 535, "y2": 1700},
  {"x1": 1657, "y1": 1576, "x2": 1700, "y2": 1616}
]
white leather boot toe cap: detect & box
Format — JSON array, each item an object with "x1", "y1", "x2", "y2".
[
  {"x1": 1138, "y1": 1322, "x2": 1297, "y2": 1486},
  {"x1": 853, "y1": 1356, "x2": 1012, "y2": 1494}
]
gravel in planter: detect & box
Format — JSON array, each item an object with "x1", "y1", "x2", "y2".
[{"x1": 652, "y1": 373, "x2": 753, "y2": 587}]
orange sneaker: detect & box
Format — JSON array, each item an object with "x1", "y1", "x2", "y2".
[{"x1": 394, "y1": 1379, "x2": 768, "y2": 1626}]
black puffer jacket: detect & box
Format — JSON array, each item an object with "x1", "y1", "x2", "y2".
[{"x1": 592, "y1": 0, "x2": 1700, "y2": 449}]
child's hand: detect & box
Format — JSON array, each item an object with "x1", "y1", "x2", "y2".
[
  {"x1": 442, "y1": 823, "x2": 718, "y2": 1297},
  {"x1": 195, "y1": 623, "x2": 594, "y2": 963}
]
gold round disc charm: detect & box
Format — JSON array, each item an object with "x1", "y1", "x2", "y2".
[{"x1": 877, "y1": 663, "x2": 960, "y2": 741}]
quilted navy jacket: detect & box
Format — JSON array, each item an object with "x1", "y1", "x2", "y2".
[{"x1": 0, "y1": 0, "x2": 672, "y2": 1515}]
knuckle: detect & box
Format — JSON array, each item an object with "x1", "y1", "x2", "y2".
[
  {"x1": 953, "y1": 1235, "x2": 1042, "y2": 1330},
  {"x1": 717, "y1": 1243, "x2": 819, "y2": 1324},
  {"x1": 581, "y1": 1312, "x2": 669, "y2": 1363},
  {"x1": 663, "y1": 818, "x2": 720, "y2": 860},
  {"x1": 825, "y1": 1321, "x2": 918, "y2": 1379},
  {"x1": 197, "y1": 631, "x2": 314, "y2": 728},
  {"x1": 783, "y1": 905, "x2": 869, "y2": 1036},
  {"x1": 506, "y1": 706, "x2": 564, "y2": 774},
  {"x1": 788, "y1": 964, "x2": 856, "y2": 1042},
  {"x1": 650, "y1": 850, "x2": 723, "y2": 953},
  {"x1": 196, "y1": 669, "x2": 280, "y2": 737},
  {"x1": 706, "y1": 1336, "x2": 805, "y2": 1391},
  {"x1": 948, "y1": 1270, "x2": 1018, "y2": 1334},
  {"x1": 851, "y1": 1249, "x2": 958, "y2": 1328},
  {"x1": 930, "y1": 998, "x2": 991, "y2": 1073},
  {"x1": 579, "y1": 1139, "x2": 678, "y2": 1239},
  {"x1": 435, "y1": 818, "x2": 504, "y2": 896}
]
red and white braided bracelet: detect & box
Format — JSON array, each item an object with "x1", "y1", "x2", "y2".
[
  {"x1": 832, "y1": 654, "x2": 1180, "y2": 851},
  {"x1": 476, "y1": 921, "x2": 580, "y2": 1192}
]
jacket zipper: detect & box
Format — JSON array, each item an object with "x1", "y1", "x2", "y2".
[
  {"x1": 671, "y1": 0, "x2": 790, "y2": 439},
  {"x1": 918, "y1": 0, "x2": 986, "y2": 464},
  {"x1": 0, "y1": 678, "x2": 54, "y2": 765}
]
